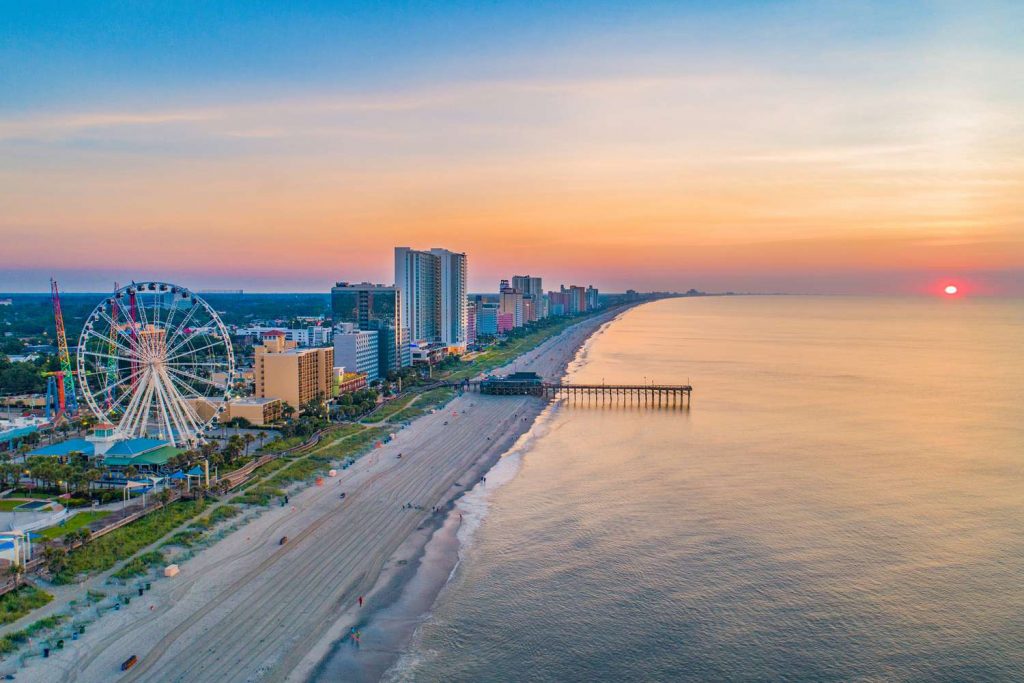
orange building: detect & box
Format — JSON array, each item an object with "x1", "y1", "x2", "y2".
[{"x1": 254, "y1": 332, "x2": 334, "y2": 410}]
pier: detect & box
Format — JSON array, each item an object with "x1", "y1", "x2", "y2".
[{"x1": 451, "y1": 373, "x2": 691, "y2": 408}]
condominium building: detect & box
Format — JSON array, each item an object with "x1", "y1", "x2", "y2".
[
  {"x1": 254, "y1": 332, "x2": 334, "y2": 410},
  {"x1": 466, "y1": 302, "x2": 478, "y2": 346},
  {"x1": 394, "y1": 247, "x2": 468, "y2": 353},
  {"x1": 499, "y1": 283, "x2": 524, "y2": 328},
  {"x1": 331, "y1": 282, "x2": 408, "y2": 375},
  {"x1": 333, "y1": 323, "x2": 379, "y2": 382},
  {"x1": 476, "y1": 302, "x2": 499, "y2": 336},
  {"x1": 431, "y1": 248, "x2": 468, "y2": 351}
]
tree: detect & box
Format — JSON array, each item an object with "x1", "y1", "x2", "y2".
[
  {"x1": 42, "y1": 547, "x2": 67, "y2": 576},
  {"x1": 243, "y1": 433, "x2": 255, "y2": 456},
  {"x1": 5, "y1": 561, "x2": 25, "y2": 586}
]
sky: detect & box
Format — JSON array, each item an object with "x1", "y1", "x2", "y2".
[{"x1": 1, "y1": 1, "x2": 1022, "y2": 294}]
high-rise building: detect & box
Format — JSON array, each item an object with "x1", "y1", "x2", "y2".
[
  {"x1": 586, "y1": 285, "x2": 600, "y2": 310},
  {"x1": 563, "y1": 285, "x2": 588, "y2": 314},
  {"x1": 395, "y1": 247, "x2": 439, "y2": 344},
  {"x1": 499, "y1": 284, "x2": 524, "y2": 328},
  {"x1": 547, "y1": 290, "x2": 568, "y2": 316},
  {"x1": 254, "y1": 332, "x2": 334, "y2": 410},
  {"x1": 331, "y1": 282, "x2": 407, "y2": 376},
  {"x1": 430, "y1": 248, "x2": 468, "y2": 351},
  {"x1": 512, "y1": 275, "x2": 545, "y2": 321},
  {"x1": 394, "y1": 247, "x2": 468, "y2": 353},
  {"x1": 333, "y1": 323, "x2": 380, "y2": 382},
  {"x1": 466, "y1": 302, "x2": 478, "y2": 346}
]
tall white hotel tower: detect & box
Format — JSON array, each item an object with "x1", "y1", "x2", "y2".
[{"x1": 394, "y1": 247, "x2": 468, "y2": 353}]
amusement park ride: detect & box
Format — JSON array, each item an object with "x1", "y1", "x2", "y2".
[
  {"x1": 43, "y1": 278, "x2": 78, "y2": 421},
  {"x1": 76, "y1": 282, "x2": 236, "y2": 447},
  {"x1": 43, "y1": 280, "x2": 235, "y2": 448}
]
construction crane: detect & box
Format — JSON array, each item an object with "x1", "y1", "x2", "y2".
[{"x1": 45, "y1": 278, "x2": 78, "y2": 421}]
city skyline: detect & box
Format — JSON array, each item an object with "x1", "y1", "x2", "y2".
[{"x1": 3, "y1": 1, "x2": 1022, "y2": 296}]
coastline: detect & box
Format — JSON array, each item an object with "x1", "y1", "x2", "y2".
[
  {"x1": 304, "y1": 307, "x2": 624, "y2": 682},
  {"x1": 12, "y1": 305, "x2": 634, "y2": 683}
]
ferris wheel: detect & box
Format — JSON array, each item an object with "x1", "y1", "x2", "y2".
[{"x1": 76, "y1": 282, "x2": 235, "y2": 447}]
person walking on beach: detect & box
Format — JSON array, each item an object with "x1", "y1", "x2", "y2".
[{"x1": 358, "y1": 596, "x2": 363, "y2": 607}]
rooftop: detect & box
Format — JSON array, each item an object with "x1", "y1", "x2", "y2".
[{"x1": 28, "y1": 438, "x2": 96, "y2": 457}]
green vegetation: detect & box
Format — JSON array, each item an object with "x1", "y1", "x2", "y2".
[
  {"x1": 363, "y1": 394, "x2": 417, "y2": 423},
  {"x1": 190, "y1": 504, "x2": 241, "y2": 529},
  {"x1": 37, "y1": 510, "x2": 110, "y2": 541},
  {"x1": 260, "y1": 435, "x2": 305, "y2": 453},
  {"x1": 52, "y1": 500, "x2": 205, "y2": 584},
  {"x1": 387, "y1": 387, "x2": 456, "y2": 423},
  {"x1": 0, "y1": 614, "x2": 67, "y2": 655},
  {"x1": 235, "y1": 485, "x2": 286, "y2": 507},
  {"x1": 112, "y1": 550, "x2": 165, "y2": 580},
  {"x1": 163, "y1": 529, "x2": 204, "y2": 548},
  {"x1": 0, "y1": 585, "x2": 53, "y2": 626},
  {"x1": 449, "y1": 313, "x2": 593, "y2": 381}
]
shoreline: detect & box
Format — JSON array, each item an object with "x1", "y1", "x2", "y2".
[
  {"x1": 304, "y1": 307, "x2": 624, "y2": 682},
  {"x1": 11, "y1": 305, "x2": 635, "y2": 683}
]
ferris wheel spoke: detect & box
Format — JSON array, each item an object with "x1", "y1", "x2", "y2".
[
  {"x1": 88, "y1": 311, "x2": 141, "y2": 359},
  {"x1": 164, "y1": 371, "x2": 220, "y2": 437},
  {"x1": 165, "y1": 369, "x2": 221, "y2": 405},
  {"x1": 119, "y1": 371, "x2": 153, "y2": 438},
  {"x1": 165, "y1": 332, "x2": 220, "y2": 364},
  {"x1": 96, "y1": 379, "x2": 137, "y2": 420},
  {"x1": 165, "y1": 339, "x2": 227, "y2": 365},
  {"x1": 165, "y1": 365, "x2": 227, "y2": 391},
  {"x1": 164, "y1": 302, "x2": 203, "y2": 356},
  {"x1": 159, "y1": 370, "x2": 205, "y2": 441},
  {"x1": 151, "y1": 375, "x2": 177, "y2": 442},
  {"x1": 81, "y1": 349, "x2": 137, "y2": 366}
]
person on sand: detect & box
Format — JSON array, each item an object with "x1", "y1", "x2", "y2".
[{"x1": 358, "y1": 596, "x2": 363, "y2": 607}]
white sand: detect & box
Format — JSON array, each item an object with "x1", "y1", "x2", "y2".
[{"x1": 17, "y1": 310, "x2": 622, "y2": 683}]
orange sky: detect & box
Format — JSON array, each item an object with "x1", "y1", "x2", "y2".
[{"x1": 2, "y1": 3, "x2": 1022, "y2": 294}]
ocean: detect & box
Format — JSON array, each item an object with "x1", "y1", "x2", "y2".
[{"x1": 386, "y1": 295, "x2": 1024, "y2": 682}]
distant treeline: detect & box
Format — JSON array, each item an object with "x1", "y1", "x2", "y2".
[{"x1": 0, "y1": 292, "x2": 331, "y2": 343}]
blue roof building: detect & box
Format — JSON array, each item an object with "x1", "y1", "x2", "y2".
[{"x1": 28, "y1": 438, "x2": 96, "y2": 457}]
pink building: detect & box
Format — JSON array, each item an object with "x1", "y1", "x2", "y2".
[
  {"x1": 466, "y1": 303, "x2": 478, "y2": 346},
  {"x1": 497, "y1": 312, "x2": 515, "y2": 334}
]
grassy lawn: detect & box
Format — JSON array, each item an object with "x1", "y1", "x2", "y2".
[
  {"x1": 0, "y1": 500, "x2": 24, "y2": 512},
  {"x1": 361, "y1": 394, "x2": 417, "y2": 423},
  {"x1": 0, "y1": 585, "x2": 53, "y2": 627},
  {"x1": 37, "y1": 510, "x2": 111, "y2": 541},
  {"x1": 53, "y1": 500, "x2": 205, "y2": 585}
]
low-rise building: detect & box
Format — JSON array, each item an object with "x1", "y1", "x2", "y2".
[{"x1": 335, "y1": 371, "x2": 368, "y2": 395}]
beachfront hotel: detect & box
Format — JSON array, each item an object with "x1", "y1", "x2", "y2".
[
  {"x1": 394, "y1": 247, "x2": 468, "y2": 354},
  {"x1": 254, "y1": 332, "x2": 335, "y2": 409},
  {"x1": 331, "y1": 282, "x2": 409, "y2": 374}
]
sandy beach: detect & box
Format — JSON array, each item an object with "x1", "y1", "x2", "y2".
[{"x1": 14, "y1": 308, "x2": 624, "y2": 683}]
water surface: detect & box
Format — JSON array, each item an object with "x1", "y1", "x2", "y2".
[{"x1": 392, "y1": 296, "x2": 1024, "y2": 681}]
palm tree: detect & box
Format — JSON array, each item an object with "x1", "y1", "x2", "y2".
[
  {"x1": 243, "y1": 433, "x2": 255, "y2": 456},
  {"x1": 5, "y1": 561, "x2": 24, "y2": 587}
]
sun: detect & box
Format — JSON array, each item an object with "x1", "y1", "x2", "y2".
[{"x1": 944, "y1": 284, "x2": 958, "y2": 295}]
